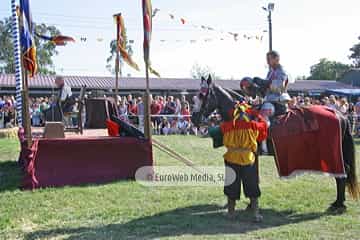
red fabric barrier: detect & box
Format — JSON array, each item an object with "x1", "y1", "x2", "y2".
[
  {"x1": 20, "y1": 137, "x2": 153, "y2": 190},
  {"x1": 271, "y1": 106, "x2": 346, "y2": 178}
]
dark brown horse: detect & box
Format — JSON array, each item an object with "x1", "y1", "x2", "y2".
[{"x1": 191, "y1": 76, "x2": 359, "y2": 213}]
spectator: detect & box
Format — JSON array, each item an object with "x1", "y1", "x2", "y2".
[
  {"x1": 177, "y1": 117, "x2": 190, "y2": 135},
  {"x1": 174, "y1": 98, "x2": 182, "y2": 116},
  {"x1": 119, "y1": 100, "x2": 128, "y2": 120},
  {"x1": 151, "y1": 98, "x2": 162, "y2": 133},
  {"x1": 289, "y1": 97, "x2": 297, "y2": 108},
  {"x1": 137, "y1": 97, "x2": 145, "y2": 133},
  {"x1": 31, "y1": 102, "x2": 41, "y2": 126},
  {"x1": 328, "y1": 95, "x2": 338, "y2": 110},
  {"x1": 181, "y1": 104, "x2": 191, "y2": 122},
  {"x1": 339, "y1": 98, "x2": 349, "y2": 115},
  {"x1": 159, "y1": 117, "x2": 171, "y2": 135},
  {"x1": 181, "y1": 95, "x2": 190, "y2": 109},
  {"x1": 164, "y1": 96, "x2": 176, "y2": 115},
  {"x1": 304, "y1": 97, "x2": 311, "y2": 106}
]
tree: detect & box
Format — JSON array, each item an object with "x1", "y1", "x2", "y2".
[
  {"x1": 0, "y1": 17, "x2": 61, "y2": 75},
  {"x1": 34, "y1": 23, "x2": 61, "y2": 75},
  {"x1": 0, "y1": 18, "x2": 15, "y2": 74},
  {"x1": 349, "y1": 36, "x2": 360, "y2": 68},
  {"x1": 106, "y1": 28, "x2": 133, "y2": 75},
  {"x1": 308, "y1": 58, "x2": 351, "y2": 80},
  {"x1": 295, "y1": 75, "x2": 307, "y2": 80},
  {"x1": 190, "y1": 63, "x2": 220, "y2": 79}
]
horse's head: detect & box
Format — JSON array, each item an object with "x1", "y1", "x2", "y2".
[
  {"x1": 191, "y1": 75, "x2": 219, "y2": 127},
  {"x1": 240, "y1": 77, "x2": 269, "y2": 99}
]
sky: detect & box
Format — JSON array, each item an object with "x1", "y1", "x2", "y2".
[{"x1": 0, "y1": 0, "x2": 359, "y2": 79}]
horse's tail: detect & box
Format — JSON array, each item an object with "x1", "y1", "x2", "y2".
[{"x1": 343, "y1": 119, "x2": 360, "y2": 200}]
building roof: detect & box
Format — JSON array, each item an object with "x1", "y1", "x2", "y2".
[
  {"x1": 0, "y1": 74, "x2": 239, "y2": 91},
  {"x1": 0, "y1": 74, "x2": 355, "y2": 92}
]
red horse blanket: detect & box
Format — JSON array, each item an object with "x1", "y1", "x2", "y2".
[{"x1": 271, "y1": 105, "x2": 346, "y2": 178}]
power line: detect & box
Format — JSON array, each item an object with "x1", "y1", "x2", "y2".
[{"x1": 0, "y1": 9, "x2": 266, "y2": 31}]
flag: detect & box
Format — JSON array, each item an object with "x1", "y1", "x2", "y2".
[
  {"x1": 149, "y1": 66, "x2": 160, "y2": 78},
  {"x1": 142, "y1": 0, "x2": 152, "y2": 65},
  {"x1": 19, "y1": 0, "x2": 37, "y2": 77},
  {"x1": 142, "y1": 0, "x2": 160, "y2": 77},
  {"x1": 114, "y1": 14, "x2": 140, "y2": 71},
  {"x1": 36, "y1": 33, "x2": 75, "y2": 46}
]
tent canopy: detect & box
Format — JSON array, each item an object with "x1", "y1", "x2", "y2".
[{"x1": 325, "y1": 89, "x2": 360, "y2": 97}]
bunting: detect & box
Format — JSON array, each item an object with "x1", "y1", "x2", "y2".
[
  {"x1": 19, "y1": 0, "x2": 37, "y2": 77},
  {"x1": 153, "y1": 9, "x2": 265, "y2": 43},
  {"x1": 114, "y1": 14, "x2": 140, "y2": 71}
]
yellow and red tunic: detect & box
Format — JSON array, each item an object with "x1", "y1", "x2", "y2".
[{"x1": 220, "y1": 110, "x2": 268, "y2": 166}]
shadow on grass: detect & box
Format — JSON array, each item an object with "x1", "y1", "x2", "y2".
[
  {"x1": 353, "y1": 138, "x2": 360, "y2": 145},
  {"x1": 25, "y1": 204, "x2": 326, "y2": 240},
  {"x1": 0, "y1": 160, "x2": 21, "y2": 192}
]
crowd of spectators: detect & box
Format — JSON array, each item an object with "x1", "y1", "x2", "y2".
[
  {"x1": 0, "y1": 96, "x2": 16, "y2": 129},
  {"x1": 288, "y1": 95, "x2": 360, "y2": 136},
  {"x1": 3, "y1": 93, "x2": 360, "y2": 137},
  {"x1": 117, "y1": 94, "x2": 193, "y2": 135}
]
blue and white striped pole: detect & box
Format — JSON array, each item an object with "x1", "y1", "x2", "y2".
[{"x1": 10, "y1": 0, "x2": 23, "y2": 127}]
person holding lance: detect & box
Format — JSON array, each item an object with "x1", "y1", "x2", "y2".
[{"x1": 55, "y1": 76, "x2": 75, "y2": 126}]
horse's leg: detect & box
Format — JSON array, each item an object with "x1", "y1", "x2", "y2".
[
  {"x1": 335, "y1": 177, "x2": 346, "y2": 206},
  {"x1": 327, "y1": 178, "x2": 347, "y2": 213}
]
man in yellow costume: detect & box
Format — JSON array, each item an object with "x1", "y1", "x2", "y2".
[{"x1": 220, "y1": 103, "x2": 268, "y2": 222}]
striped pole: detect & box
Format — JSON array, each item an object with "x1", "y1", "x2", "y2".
[{"x1": 10, "y1": 0, "x2": 23, "y2": 127}]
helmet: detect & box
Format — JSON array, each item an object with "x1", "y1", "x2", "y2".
[
  {"x1": 240, "y1": 77, "x2": 253, "y2": 90},
  {"x1": 260, "y1": 102, "x2": 275, "y2": 117},
  {"x1": 240, "y1": 77, "x2": 255, "y2": 97}
]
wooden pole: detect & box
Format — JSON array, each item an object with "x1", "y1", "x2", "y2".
[
  {"x1": 114, "y1": 13, "x2": 122, "y2": 99},
  {"x1": 21, "y1": 67, "x2": 32, "y2": 148},
  {"x1": 17, "y1": 10, "x2": 32, "y2": 148},
  {"x1": 115, "y1": 51, "x2": 120, "y2": 98},
  {"x1": 144, "y1": 62, "x2": 152, "y2": 140}
]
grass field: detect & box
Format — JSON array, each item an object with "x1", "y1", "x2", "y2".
[{"x1": 0, "y1": 136, "x2": 359, "y2": 240}]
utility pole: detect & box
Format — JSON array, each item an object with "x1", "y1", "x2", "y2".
[{"x1": 262, "y1": 3, "x2": 275, "y2": 52}]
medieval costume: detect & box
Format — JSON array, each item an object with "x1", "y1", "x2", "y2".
[{"x1": 220, "y1": 104, "x2": 268, "y2": 221}]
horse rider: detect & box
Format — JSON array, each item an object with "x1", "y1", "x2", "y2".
[{"x1": 241, "y1": 51, "x2": 291, "y2": 118}]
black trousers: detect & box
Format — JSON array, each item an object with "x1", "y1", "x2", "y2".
[{"x1": 224, "y1": 161, "x2": 261, "y2": 200}]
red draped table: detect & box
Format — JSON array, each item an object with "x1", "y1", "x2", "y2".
[{"x1": 19, "y1": 137, "x2": 153, "y2": 190}]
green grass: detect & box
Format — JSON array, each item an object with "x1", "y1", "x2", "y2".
[{"x1": 0, "y1": 136, "x2": 359, "y2": 240}]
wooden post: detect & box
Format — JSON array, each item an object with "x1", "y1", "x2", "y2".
[
  {"x1": 17, "y1": 9, "x2": 32, "y2": 147},
  {"x1": 115, "y1": 51, "x2": 120, "y2": 98},
  {"x1": 113, "y1": 13, "x2": 122, "y2": 99},
  {"x1": 21, "y1": 67, "x2": 32, "y2": 148},
  {"x1": 144, "y1": 63, "x2": 152, "y2": 140}
]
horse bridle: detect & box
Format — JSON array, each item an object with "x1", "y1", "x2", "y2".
[{"x1": 199, "y1": 85, "x2": 218, "y2": 118}]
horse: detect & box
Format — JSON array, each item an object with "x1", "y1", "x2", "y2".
[{"x1": 191, "y1": 75, "x2": 359, "y2": 213}]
